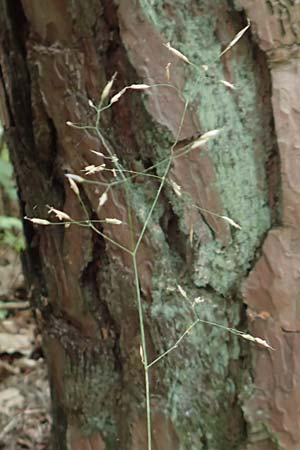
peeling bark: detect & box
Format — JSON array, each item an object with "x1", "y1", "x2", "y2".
[
  {"x1": 237, "y1": 1, "x2": 300, "y2": 449},
  {"x1": 0, "y1": 1, "x2": 288, "y2": 449}
]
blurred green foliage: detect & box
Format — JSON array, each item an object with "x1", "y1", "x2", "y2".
[
  {"x1": 0, "y1": 215, "x2": 24, "y2": 251},
  {"x1": 0, "y1": 146, "x2": 17, "y2": 201},
  {"x1": 0, "y1": 123, "x2": 25, "y2": 252}
]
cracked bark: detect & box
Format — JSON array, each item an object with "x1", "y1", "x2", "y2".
[
  {"x1": 0, "y1": 1, "x2": 296, "y2": 449},
  {"x1": 236, "y1": 1, "x2": 300, "y2": 449}
]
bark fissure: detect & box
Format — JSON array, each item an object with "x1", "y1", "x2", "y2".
[{"x1": 238, "y1": 1, "x2": 300, "y2": 448}]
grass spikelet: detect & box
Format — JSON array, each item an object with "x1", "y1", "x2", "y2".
[
  {"x1": 25, "y1": 217, "x2": 51, "y2": 225},
  {"x1": 191, "y1": 129, "x2": 221, "y2": 149},
  {"x1": 98, "y1": 192, "x2": 108, "y2": 207},
  {"x1": 221, "y1": 215, "x2": 241, "y2": 230},
  {"x1": 101, "y1": 72, "x2": 117, "y2": 103},
  {"x1": 105, "y1": 218, "x2": 122, "y2": 225},
  {"x1": 170, "y1": 180, "x2": 182, "y2": 197},
  {"x1": 47, "y1": 207, "x2": 71, "y2": 221},
  {"x1": 164, "y1": 42, "x2": 191, "y2": 65},
  {"x1": 68, "y1": 177, "x2": 79, "y2": 195},
  {"x1": 220, "y1": 19, "x2": 250, "y2": 57},
  {"x1": 219, "y1": 80, "x2": 236, "y2": 90}
]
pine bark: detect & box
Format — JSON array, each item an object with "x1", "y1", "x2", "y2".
[{"x1": 1, "y1": 1, "x2": 298, "y2": 449}]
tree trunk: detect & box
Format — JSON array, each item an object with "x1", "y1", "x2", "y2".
[{"x1": 0, "y1": 1, "x2": 299, "y2": 449}]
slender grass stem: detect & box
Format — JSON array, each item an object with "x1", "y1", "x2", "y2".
[
  {"x1": 147, "y1": 318, "x2": 200, "y2": 369},
  {"x1": 133, "y1": 100, "x2": 189, "y2": 256},
  {"x1": 78, "y1": 193, "x2": 132, "y2": 254},
  {"x1": 132, "y1": 255, "x2": 151, "y2": 450},
  {"x1": 130, "y1": 100, "x2": 189, "y2": 450}
]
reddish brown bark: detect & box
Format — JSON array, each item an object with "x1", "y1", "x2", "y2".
[
  {"x1": 237, "y1": 2, "x2": 300, "y2": 448},
  {"x1": 1, "y1": 1, "x2": 297, "y2": 449}
]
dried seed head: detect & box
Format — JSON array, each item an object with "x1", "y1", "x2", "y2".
[
  {"x1": 191, "y1": 129, "x2": 221, "y2": 150},
  {"x1": 241, "y1": 333, "x2": 274, "y2": 350},
  {"x1": 254, "y1": 337, "x2": 274, "y2": 350},
  {"x1": 166, "y1": 62, "x2": 171, "y2": 81},
  {"x1": 25, "y1": 217, "x2": 51, "y2": 225},
  {"x1": 128, "y1": 84, "x2": 151, "y2": 90},
  {"x1": 170, "y1": 180, "x2": 182, "y2": 197},
  {"x1": 201, "y1": 129, "x2": 221, "y2": 140},
  {"x1": 219, "y1": 79, "x2": 236, "y2": 90},
  {"x1": 65, "y1": 174, "x2": 84, "y2": 183},
  {"x1": 110, "y1": 84, "x2": 150, "y2": 105},
  {"x1": 98, "y1": 192, "x2": 108, "y2": 207},
  {"x1": 82, "y1": 165, "x2": 96, "y2": 174},
  {"x1": 191, "y1": 138, "x2": 209, "y2": 150},
  {"x1": 220, "y1": 18, "x2": 251, "y2": 57},
  {"x1": 47, "y1": 206, "x2": 71, "y2": 222},
  {"x1": 139, "y1": 345, "x2": 144, "y2": 364},
  {"x1": 68, "y1": 177, "x2": 79, "y2": 196},
  {"x1": 189, "y1": 223, "x2": 194, "y2": 245},
  {"x1": 101, "y1": 72, "x2": 117, "y2": 103},
  {"x1": 105, "y1": 218, "x2": 122, "y2": 225},
  {"x1": 193, "y1": 296, "x2": 205, "y2": 304},
  {"x1": 221, "y1": 216, "x2": 241, "y2": 230},
  {"x1": 66, "y1": 121, "x2": 76, "y2": 128},
  {"x1": 82, "y1": 164, "x2": 106, "y2": 175},
  {"x1": 110, "y1": 88, "x2": 127, "y2": 105},
  {"x1": 164, "y1": 42, "x2": 191, "y2": 65},
  {"x1": 90, "y1": 150, "x2": 105, "y2": 158},
  {"x1": 177, "y1": 285, "x2": 187, "y2": 299}
]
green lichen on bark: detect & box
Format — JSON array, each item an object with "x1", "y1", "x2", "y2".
[
  {"x1": 138, "y1": 0, "x2": 272, "y2": 295},
  {"x1": 150, "y1": 258, "x2": 244, "y2": 449},
  {"x1": 186, "y1": 51, "x2": 271, "y2": 294},
  {"x1": 127, "y1": 1, "x2": 274, "y2": 448}
]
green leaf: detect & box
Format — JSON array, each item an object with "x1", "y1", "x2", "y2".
[{"x1": 0, "y1": 216, "x2": 22, "y2": 230}]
